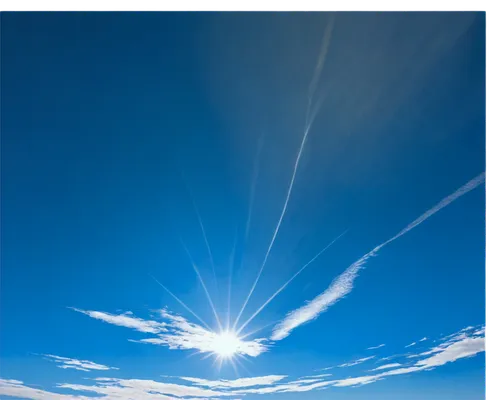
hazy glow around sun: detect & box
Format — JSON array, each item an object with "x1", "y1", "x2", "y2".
[{"x1": 212, "y1": 331, "x2": 242, "y2": 358}]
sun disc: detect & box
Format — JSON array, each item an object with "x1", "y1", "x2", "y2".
[{"x1": 212, "y1": 331, "x2": 241, "y2": 359}]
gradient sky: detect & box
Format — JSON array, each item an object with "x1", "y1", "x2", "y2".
[{"x1": 1, "y1": 11, "x2": 485, "y2": 400}]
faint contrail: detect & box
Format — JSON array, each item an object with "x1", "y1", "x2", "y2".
[
  {"x1": 307, "y1": 15, "x2": 335, "y2": 112},
  {"x1": 180, "y1": 241, "x2": 224, "y2": 332},
  {"x1": 271, "y1": 172, "x2": 485, "y2": 341},
  {"x1": 244, "y1": 134, "x2": 265, "y2": 243},
  {"x1": 149, "y1": 274, "x2": 213, "y2": 332},
  {"x1": 233, "y1": 18, "x2": 336, "y2": 329},
  {"x1": 236, "y1": 229, "x2": 347, "y2": 334}
]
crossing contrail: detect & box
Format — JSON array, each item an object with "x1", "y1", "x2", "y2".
[
  {"x1": 236, "y1": 229, "x2": 347, "y2": 334},
  {"x1": 271, "y1": 172, "x2": 485, "y2": 341},
  {"x1": 233, "y1": 17, "x2": 336, "y2": 329}
]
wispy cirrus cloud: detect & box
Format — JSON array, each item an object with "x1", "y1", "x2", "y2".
[
  {"x1": 179, "y1": 375, "x2": 287, "y2": 389},
  {"x1": 271, "y1": 173, "x2": 485, "y2": 341},
  {"x1": 72, "y1": 307, "x2": 268, "y2": 357},
  {"x1": 318, "y1": 355, "x2": 375, "y2": 371},
  {"x1": 338, "y1": 356, "x2": 375, "y2": 368},
  {"x1": 370, "y1": 362, "x2": 402, "y2": 371},
  {"x1": 70, "y1": 308, "x2": 168, "y2": 334},
  {"x1": 330, "y1": 325, "x2": 485, "y2": 388},
  {"x1": 405, "y1": 342, "x2": 417, "y2": 348},
  {"x1": 367, "y1": 344, "x2": 385, "y2": 350},
  {"x1": 42, "y1": 354, "x2": 118, "y2": 372}
]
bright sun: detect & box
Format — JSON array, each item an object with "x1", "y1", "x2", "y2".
[{"x1": 212, "y1": 331, "x2": 242, "y2": 359}]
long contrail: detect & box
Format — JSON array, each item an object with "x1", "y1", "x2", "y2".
[
  {"x1": 149, "y1": 274, "x2": 213, "y2": 332},
  {"x1": 236, "y1": 229, "x2": 347, "y2": 334},
  {"x1": 244, "y1": 134, "x2": 265, "y2": 244},
  {"x1": 181, "y1": 242, "x2": 223, "y2": 332},
  {"x1": 271, "y1": 172, "x2": 485, "y2": 341},
  {"x1": 233, "y1": 18, "x2": 336, "y2": 329},
  {"x1": 307, "y1": 15, "x2": 335, "y2": 112}
]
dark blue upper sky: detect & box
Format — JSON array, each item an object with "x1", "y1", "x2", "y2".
[{"x1": 1, "y1": 12, "x2": 485, "y2": 400}]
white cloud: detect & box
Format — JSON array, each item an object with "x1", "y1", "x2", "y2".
[
  {"x1": 271, "y1": 173, "x2": 485, "y2": 341},
  {"x1": 179, "y1": 375, "x2": 287, "y2": 389},
  {"x1": 338, "y1": 356, "x2": 375, "y2": 368},
  {"x1": 415, "y1": 337, "x2": 485, "y2": 368},
  {"x1": 0, "y1": 379, "x2": 89, "y2": 400},
  {"x1": 302, "y1": 374, "x2": 332, "y2": 379},
  {"x1": 70, "y1": 308, "x2": 167, "y2": 334},
  {"x1": 405, "y1": 342, "x2": 417, "y2": 348},
  {"x1": 371, "y1": 363, "x2": 402, "y2": 371},
  {"x1": 42, "y1": 354, "x2": 118, "y2": 372},
  {"x1": 57, "y1": 377, "x2": 232, "y2": 399},
  {"x1": 330, "y1": 325, "x2": 485, "y2": 388},
  {"x1": 367, "y1": 344, "x2": 386, "y2": 350},
  {"x1": 420, "y1": 337, "x2": 428, "y2": 342},
  {"x1": 73, "y1": 307, "x2": 268, "y2": 358}
]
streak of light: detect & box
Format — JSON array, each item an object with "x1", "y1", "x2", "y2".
[
  {"x1": 239, "y1": 320, "x2": 279, "y2": 340},
  {"x1": 227, "y1": 231, "x2": 238, "y2": 331},
  {"x1": 236, "y1": 229, "x2": 347, "y2": 334},
  {"x1": 181, "y1": 241, "x2": 224, "y2": 332},
  {"x1": 149, "y1": 274, "x2": 213, "y2": 332}
]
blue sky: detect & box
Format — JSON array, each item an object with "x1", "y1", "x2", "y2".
[{"x1": 0, "y1": 11, "x2": 485, "y2": 400}]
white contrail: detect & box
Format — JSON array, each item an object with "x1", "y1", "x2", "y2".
[
  {"x1": 227, "y1": 137, "x2": 264, "y2": 330},
  {"x1": 181, "y1": 242, "x2": 223, "y2": 332},
  {"x1": 233, "y1": 18, "x2": 336, "y2": 329},
  {"x1": 236, "y1": 229, "x2": 347, "y2": 334},
  {"x1": 271, "y1": 172, "x2": 485, "y2": 341},
  {"x1": 308, "y1": 15, "x2": 335, "y2": 111},
  {"x1": 149, "y1": 274, "x2": 213, "y2": 332},
  {"x1": 244, "y1": 134, "x2": 265, "y2": 243}
]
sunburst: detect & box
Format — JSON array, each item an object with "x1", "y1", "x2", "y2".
[{"x1": 211, "y1": 331, "x2": 243, "y2": 359}]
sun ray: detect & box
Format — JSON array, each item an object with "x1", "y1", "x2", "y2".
[
  {"x1": 239, "y1": 319, "x2": 279, "y2": 340},
  {"x1": 181, "y1": 241, "x2": 223, "y2": 332},
  {"x1": 185, "y1": 349, "x2": 206, "y2": 360},
  {"x1": 179, "y1": 172, "x2": 218, "y2": 292},
  {"x1": 232, "y1": 355, "x2": 251, "y2": 375},
  {"x1": 192, "y1": 200, "x2": 218, "y2": 288},
  {"x1": 226, "y1": 228, "x2": 239, "y2": 331},
  {"x1": 149, "y1": 274, "x2": 213, "y2": 331},
  {"x1": 236, "y1": 230, "x2": 347, "y2": 334},
  {"x1": 229, "y1": 357, "x2": 240, "y2": 377}
]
